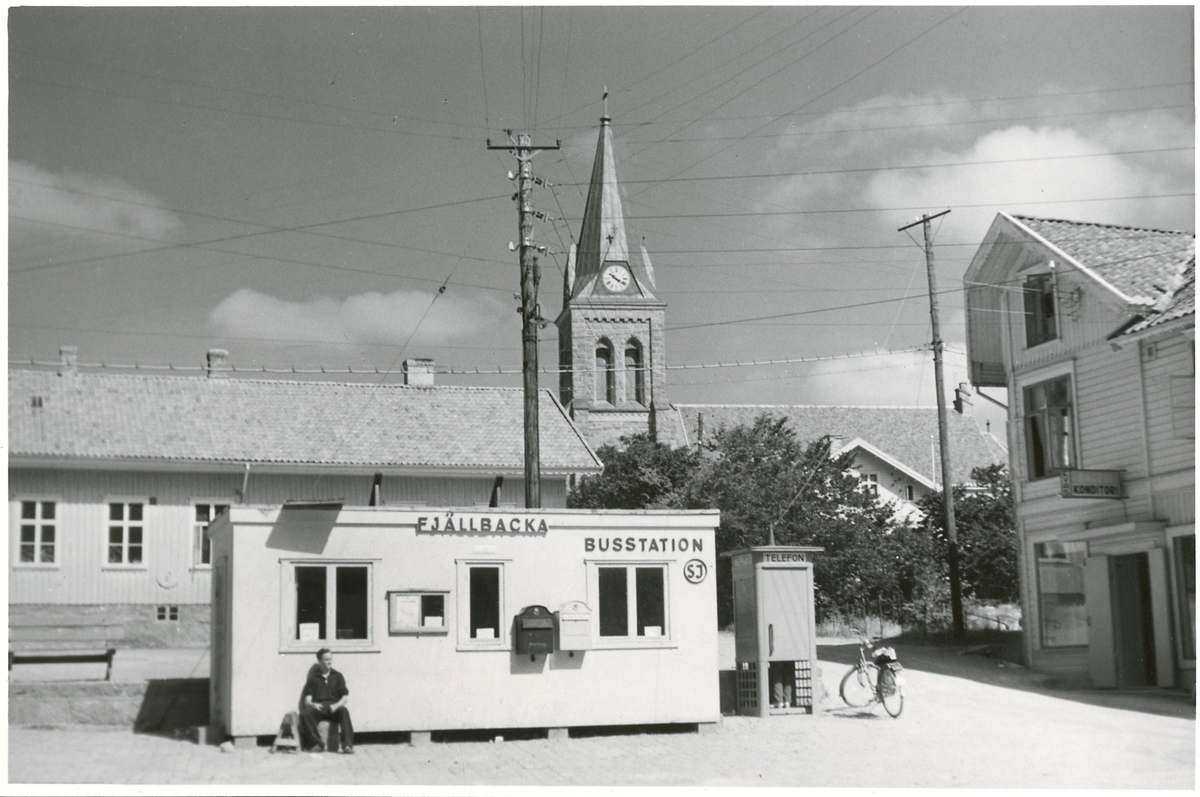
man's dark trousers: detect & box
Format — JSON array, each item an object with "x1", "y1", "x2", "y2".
[{"x1": 300, "y1": 703, "x2": 354, "y2": 750}]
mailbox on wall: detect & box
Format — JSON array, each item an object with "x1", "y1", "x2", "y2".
[
  {"x1": 557, "y1": 601, "x2": 592, "y2": 652},
  {"x1": 515, "y1": 605, "x2": 555, "y2": 658}
]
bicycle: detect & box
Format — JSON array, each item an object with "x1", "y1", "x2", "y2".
[{"x1": 838, "y1": 631, "x2": 905, "y2": 717}]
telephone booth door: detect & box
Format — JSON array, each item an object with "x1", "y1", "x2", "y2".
[{"x1": 726, "y1": 546, "x2": 822, "y2": 717}]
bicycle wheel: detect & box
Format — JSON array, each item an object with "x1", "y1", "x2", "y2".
[
  {"x1": 839, "y1": 663, "x2": 878, "y2": 708},
  {"x1": 878, "y1": 667, "x2": 904, "y2": 718}
]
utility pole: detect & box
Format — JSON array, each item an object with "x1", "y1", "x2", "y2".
[
  {"x1": 899, "y1": 209, "x2": 964, "y2": 639},
  {"x1": 488, "y1": 131, "x2": 560, "y2": 508}
]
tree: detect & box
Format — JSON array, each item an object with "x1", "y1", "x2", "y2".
[
  {"x1": 676, "y1": 414, "x2": 908, "y2": 625},
  {"x1": 918, "y1": 464, "x2": 1018, "y2": 603},
  {"x1": 568, "y1": 433, "x2": 700, "y2": 510}
]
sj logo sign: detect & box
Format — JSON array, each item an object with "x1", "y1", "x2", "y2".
[{"x1": 683, "y1": 559, "x2": 707, "y2": 584}]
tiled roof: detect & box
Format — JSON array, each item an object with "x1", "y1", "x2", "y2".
[
  {"x1": 674, "y1": 404, "x2": 1007, "y2": 486},
  {"x1": 10, "y1": 370, "x2": 602, "y2": 473},
  {"x1": 1116, "y1": 258, "x2": 1196, "y2": 337},
  {"x1": 1013, "y1": 215, "x2": 1195, "y2": 304}
]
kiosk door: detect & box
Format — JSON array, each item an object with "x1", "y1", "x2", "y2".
[{"x1": 759, "y1": 566, "x2": 812, "y2": 661}]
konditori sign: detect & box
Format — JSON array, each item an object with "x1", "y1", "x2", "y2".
[{"x1": 1060, "y1": 469, "x2": 1124, "y2": 499}]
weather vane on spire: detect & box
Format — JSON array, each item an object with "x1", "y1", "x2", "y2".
[{"x1": 603, "y1": 87, "x2": 608, "y2": 118}]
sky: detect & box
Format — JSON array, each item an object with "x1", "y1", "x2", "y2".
[{"x1": 8, "y1": 6, "x2": 1195, "y2": 437}]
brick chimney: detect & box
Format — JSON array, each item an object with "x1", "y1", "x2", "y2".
[
  {"x1": 954, "y1": 382, "x2": 973, "y2": 416},
  {"x1": 403, "y1": 358, "x2": 435, "y2": 386},
  {"x1": 206, "y1": 349, "x2": 230, "y2": 379},
  {"x1": 57, "y1": 345, "x2": 78, "y2": 376}
]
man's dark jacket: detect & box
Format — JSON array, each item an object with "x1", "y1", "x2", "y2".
[{"x1": 301, "y1": 664, "x2": 349, "y2": 705}]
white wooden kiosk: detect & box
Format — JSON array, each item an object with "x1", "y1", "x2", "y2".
[{"x1": 208, "y1": 504, "x2": 720, "y2": 745}]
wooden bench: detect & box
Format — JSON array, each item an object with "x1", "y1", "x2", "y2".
[{"x1": 9, "y1": 620, "x2": 125, "y2": 680}]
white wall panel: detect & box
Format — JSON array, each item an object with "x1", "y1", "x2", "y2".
[{"x1": 11, "y1": 467, "x2": 571, "y2": 606}]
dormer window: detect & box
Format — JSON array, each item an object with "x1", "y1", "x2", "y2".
[{"x1": 1023, "y1": 273, "x2": 1058, "y2": 347}]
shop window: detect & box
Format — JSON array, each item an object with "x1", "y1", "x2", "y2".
[
  {"x1": 456, "y1": 560, "x2": 508, "y2": 649},
  {"x1": 192, "y1": 502, "x2": 228, "y2": 568},
  {"x1": 388, "y1": 591, "x2": 448, "y2": 635},
  {"x1": 624, "y1": 339, "x2": 646, "y2": 406},
  {"x1": 1170, "y1": 376, "x2": 1195, "y2": 440},
  {"x1": 107, "y1": 501, "x2": 145, "y2": 567},
  {"x1": 595, "y1": 340, "x2": 616, "y2": 405},
  {"x1": 156, "y1": 605, "x2": 179, "y2": 622},
  {"x1": 284, "y1": 561, "x2": 373, "y2": 648},
  {"x1": 1174, "y1": 535, "x2": 1195, "y2": 660},
  {"x1": 16, "y1": 499, "x2": 56, "y2": 566},
  {"x1": 1034, "y1": 541, "x2": 1088, "y2": 648},
  {"x1": 593, "y1": 563, "x2": 669, "y2": 644},
  {"x1": 1023, "y1": 273, "x2": 1057, "y2": 347},
  {"x1": 1024, "y1": 376, "x2": 1074, "y2": 479}
]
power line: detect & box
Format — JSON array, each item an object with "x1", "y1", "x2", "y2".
[{"x1": 553, "y1": 146, "x2": 1194, "y2": 189}]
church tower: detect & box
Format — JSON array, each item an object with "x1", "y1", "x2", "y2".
[{"x1": 556, "y1": 114, "x2": 671, "y2": 449}]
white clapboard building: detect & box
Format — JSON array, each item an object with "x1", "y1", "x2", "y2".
[
  {"x1": 9, "y1": 351, "x2": 602, "y2": 646},
  {"x1": 965, "y1": 213, "x2": 1194, "y2": 691}
]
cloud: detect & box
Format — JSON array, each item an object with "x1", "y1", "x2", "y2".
[
  {"x1": 761, "y1": 95, "x2": 1194, "y2": 246},
  {"x1": 9, "y1": 161, "x2": 182, "y2": 241},
  {"x1": 864, "y1": 123, "x2": 1190, "y2": 243},
  {"x1": 208, "y1": 287, "x2": 510, "y2": 348}
]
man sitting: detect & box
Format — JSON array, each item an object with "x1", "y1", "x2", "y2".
[{"x1": 299, "y1": 648, "x2": 354, "y2": 754}]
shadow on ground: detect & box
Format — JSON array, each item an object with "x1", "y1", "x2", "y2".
[{"x1": 818, "y1": 638, "x2": 1195, "y2": 720}]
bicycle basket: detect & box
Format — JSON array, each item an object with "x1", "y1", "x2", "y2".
[{"x1": 872, "y1": 646, "x2": 897, "y2": 666}]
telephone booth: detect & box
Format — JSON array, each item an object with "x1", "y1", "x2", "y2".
[{"x1": 725, "y1": 546, "x2": 822, "y2": 716}]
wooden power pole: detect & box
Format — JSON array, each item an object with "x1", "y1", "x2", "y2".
[
  {"x1": 488, "y1": 131, "x2": 560, "y2": 508},
  {"x1": 899, "y1": 209, "x2": 964, "y2": 639}
]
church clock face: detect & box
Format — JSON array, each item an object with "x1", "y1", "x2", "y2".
[{"x1": 601, "y1": 264, "x2": 632, "y2": 293}]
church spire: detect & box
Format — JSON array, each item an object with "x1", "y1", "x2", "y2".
[{"x1": 569, "y1": 107, "x2": 641, "y2": 300}]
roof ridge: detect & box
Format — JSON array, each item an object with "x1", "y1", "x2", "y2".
[
  {"x1": 1012, "y1": 214, "x2": 1195, "y2": 238},
  {"x1": 9, "y1": 369, "x2": 531, "y2": 392}
]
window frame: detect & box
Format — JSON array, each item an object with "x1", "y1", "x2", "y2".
[
  {"x1": 455, "y1": 559, "x2": 510, "y2": 651},
  {"x1": 860, "y1": 473, "x2": 879, "y2": 497},
  {"x1": 1167, "y1": 526, "x2": 1195, "y2": 663},
  {"x1": 586, "y1": 560, "x2": 675, "y2": 649},
  {"x1": 624, "y1": 338, "x2": 646, "y2": 406},
  {"x1": 1018, "y1": 364, "x2": 1078, "y2": 481},
  {"x1": 191, "y1": 499, "x2": 230, "y2": 570},
  {"x1": 103, "y1": 497, "x2": 149, "y2": 570},
  {"x1": 1033, "y1": 540, "x2": 1089, "y2": 649},
  {"x1": 13, "y1": 496, "x2": 60, "y2": 569},
  {"x1": 1022, "y1": 270, "x2": 1058, "y2": 348},
  {"x1": 279, "y1": 559, "x2": 378, "y2": 653},
  {"x1": 1170, "y1": 375, "x2": 1195, "y2": 440},
  {"x1": 594, "y1": 338, "x2": 616, "y2": 405},
  {"x1": 387, "y1": 590, "x2": 450, "y2": 636}
]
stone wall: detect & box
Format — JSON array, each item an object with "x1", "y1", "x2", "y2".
[{"x1": 11, "y1": 604, "x2": 211, "y2": 649}]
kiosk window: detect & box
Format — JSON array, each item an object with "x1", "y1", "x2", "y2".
[
  {"x1": 455, "y1": 559, "x2": 509, "y2": 649},
  {"x1": 596, "y1": 564, "x2": 668, "y2": 641},
  {"x1": 288, "y1": 562, "x2": 373, "y2": 646},
  {"x1": 470, "y1": 566, "x2": 500, "y2": 639}
]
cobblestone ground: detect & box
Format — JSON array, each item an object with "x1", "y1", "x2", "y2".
[{"x1": 9, "y1": 661, "x2": 1195, "y2": 788}]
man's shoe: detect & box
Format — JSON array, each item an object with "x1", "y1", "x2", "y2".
[
  {"x1": 309, "y1": 744, "x2": 325, "y2": 753},
  {"x1": 342, "y1": 746, "x2": 355, "y2": 754}
]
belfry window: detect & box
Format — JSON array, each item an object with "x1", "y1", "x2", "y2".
[
  {"x1": 625, "y1": 339, "x2": 646, "y2": 406},
  {"x1": 595, "y1": 340, "x2": 616, "y2": 405}
]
